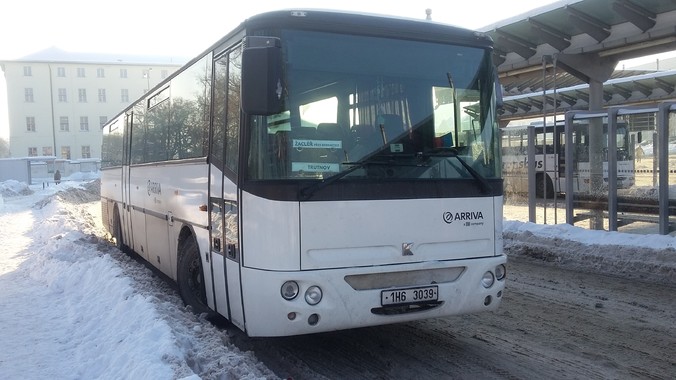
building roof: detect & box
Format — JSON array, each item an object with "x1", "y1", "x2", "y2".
[
  {"x1": 478, "y1": 0, "x2": 676, "y2": 122},
  {"x1": 3, "y1": 46, "x2": 187, "y2": 66}
]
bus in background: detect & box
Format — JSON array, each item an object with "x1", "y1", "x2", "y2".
[
  {"x1": 502, "y1": 120, "x2": 635, "y2": 198},
  {"x1": 100, "y1": 10, "x2": 505, "y2": 337}
]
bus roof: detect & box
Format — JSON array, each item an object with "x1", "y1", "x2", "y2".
[
  {"x1": 102, "y1": 9, "x2": 494, "y2": 130},
  {"x1": 242, "y1": 9, "x2": 493, "y2": 48}
]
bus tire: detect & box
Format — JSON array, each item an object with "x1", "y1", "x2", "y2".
[
  {"x1": 536, "y1": 174, "x2": 554, "y2": 199},
  {"x1": 112, "y1": 207, "x2": 124, "y2": 251},
  {"x1": 177, "y1": 237, "x2": 211, "y2": 315}
]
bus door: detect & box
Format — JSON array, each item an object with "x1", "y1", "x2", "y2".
[
  {"x1": 208, "y1": 169, "x2": 228, "y2": 317},
  {"x1": 128, "y1": 106, "x2": 149, "y2": 261},
  {"x1": 121, "y1": 112, "x2": 133, "y2": 252},
  {"x1": 208, "y1": 49, "x2": 245, "y2": 330}
]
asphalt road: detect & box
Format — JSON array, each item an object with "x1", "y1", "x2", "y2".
[{"x1": 228, "y1": 254, "x2": 676, "y2": 379}]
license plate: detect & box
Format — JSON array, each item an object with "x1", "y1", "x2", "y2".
[{"x1": 381, "y1": 286, "x2": 438, "y2": 306}]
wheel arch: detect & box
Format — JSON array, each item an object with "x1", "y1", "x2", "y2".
[{"x1": 177, "y1": 224, "x2": 198, "y2": 262}]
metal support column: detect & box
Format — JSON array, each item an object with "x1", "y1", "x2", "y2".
[
  {"x1": 607, "y1": 108, "x2": 618, "y2": 231},
  {"x1": 528, "y1": 125, "x2": 536, "y2": 223},
  {"x1": 657, "y1": 102, "x2": 674, "y2": 235},
  {"x1": 565, "y1": 111, "x2": 574, "y2": 225}
]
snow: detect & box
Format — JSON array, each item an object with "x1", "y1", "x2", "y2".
[
  {"x1": 504, "y1": 219, "x2": 676, "y2": 250},
  {"x1": 0, "y1": 175, "x2": 674, "y2": 378},
  {"x1": 0, "y1": 177, "x2": 276, "y2": 380}
]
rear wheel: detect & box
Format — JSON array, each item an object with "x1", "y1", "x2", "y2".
[
  {"x1": 177, "y1": 237, "x2": 211, "y2": 315},
  {"x1": 112, "y1": 208, "x2": 124, "y2": 251}
]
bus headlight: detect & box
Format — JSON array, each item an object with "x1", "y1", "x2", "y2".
[
  {"x1": 481, "y1": 271, "x2": 495, "y2": 288},
  {"x1": 281, "y1": 281, "x2": 299, "y2": 300},
  {"x1": 305, "y1": 286, "x2": 323, "y2": 305},
  {"x1": 495, "y1": 264, "x2": 506, "y2": 281}
]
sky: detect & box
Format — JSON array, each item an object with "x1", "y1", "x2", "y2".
[
  {"x1": 0, "y1": 0, "x2": 564, "y2": 140},
  {"x1": 1, "y1": 174, "x2": 674, "y2": 378}
]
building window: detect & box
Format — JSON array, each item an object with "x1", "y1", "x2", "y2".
[
  {"x1": 77, "y1": 68, "x2": 85, "y2": 77},
  {"x1": 81, "y1": 146, "x2": 91, "y2": 159},
  {"x1": 24, "y1": 88, "x2": 34, "y2": 102},
  {"x1": 58, "y1": 88, "x2": 67, "y2": 102},
  {"x1": 161, "y1": 70, "x2": 168, "y2": 79},
  {"x1": 23, "y1": 66, "x2": 32, "y2": 76},
  {"x1": 121, "y1": 89, "x2": 129, "y2": 102},
  {"x1": 26, "y1": 116, "x2": 35, "y2": 132},
  {"x1": 26, "y1": 117, "x2": 36, "y2": 132},
  {"x1": 97, "y1": 68, "x2": 105, "y2": 78},
  {"x1": 120, "y1": 69, "x2": 127, "y2": 78},
  {"x1": 78, "y1": 89, "x2": 87, "y2": 102},
  {"x1": 57, "y1": 67, "x2": 66, "y2": 77},
  {"x1": 80, "y1": 116, "x2": 89, "y2": 131},
  {"x1": 99, "y1": 116, "x2": 108, "y2": 127},
  {"x1": 98, "y1": 89, "x2": 106, "y2": 102},
  {"x1": 61, "y1": 146, "x2": 71, "y2": 160},
  {"x1": 42, "y1": 146, "x2": 53, "y2": 156},
  {"x1": 60, "y1": 116, "x2": 69, "y2": 132},
  {"x1": 28, "y1": 147, "x2": 37, "y2": 156}
]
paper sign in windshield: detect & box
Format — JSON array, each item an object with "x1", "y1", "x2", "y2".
[
  {"x1": 293, "y1": 139, "x2": 342, "y2": 149},
  {"x1": 292, "y1": 162, "x2": 340, "y2": 172}
]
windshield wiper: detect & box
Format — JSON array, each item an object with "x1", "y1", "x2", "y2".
[
  {"x1": 424, "y1": 147, "x2": 492, "y2": 194},
  {"x1": 299, "y1": 160, "x2": 375, "y2": 200}
]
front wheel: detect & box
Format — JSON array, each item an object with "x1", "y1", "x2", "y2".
[
  {"x1": 535, "y1": 174, "x2": 554, "y2": 199},
  {"x1": 177, "y1": 237, "x2": 211, "y2": 315}
]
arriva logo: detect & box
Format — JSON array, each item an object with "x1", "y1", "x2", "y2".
[
  {"x1": 443, "y1": 211, "x2": 484, "y2": 224},
  {"x1": 147, "y1": 180, "x2": 162, "y2": 196}
]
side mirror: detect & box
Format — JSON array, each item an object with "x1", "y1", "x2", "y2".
[{"x1": 241, "y1": 36, "x2": 284, "y2": 115}]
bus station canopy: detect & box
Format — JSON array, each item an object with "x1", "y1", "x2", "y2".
[{"x1": 479, "y1": 0, "x2": 676, "y2": 122}]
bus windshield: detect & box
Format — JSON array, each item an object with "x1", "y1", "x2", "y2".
[{"x1": 246, "y1": 29, "x2": 500, "y2": 182}]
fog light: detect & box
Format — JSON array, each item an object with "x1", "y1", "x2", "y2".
[
  {"x1": 481, "y1": 271, "x2": 495, "y2": 288},
  {"x1": 308, "y1": 313, "x2": 319, "y2": 326},
  {"x1": 305, "y1": 286, "x2": 323, "y2": 305},
  {"x1": 281, "y1": 281, "x2": 299, "y2": 300},
  {"x1": 495, "y1": 264, "x2": 506, "y2": 281},
  {"x1": 484, "y1": 295, "x2": 492, "y2": 306},
  {"x1": 287, "y1": 312, "x2": 296, "y2": 320}
]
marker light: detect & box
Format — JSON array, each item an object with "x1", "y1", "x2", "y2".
[
  {"x1": 495, "y1": 264, "x2": 506, "y2": 281},
  {"x1": 281, "y1": 281, "x2": 299, "y2": 300},
  {"x1": 305, "y1": 286, "x2": 323, "y2": 305},
  {"x1": 481, "y1": 271, "x2": 495, "y2": 288}
]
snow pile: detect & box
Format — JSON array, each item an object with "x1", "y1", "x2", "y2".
[
  {"x1": 0, "y1": 179, "x2": 33, "y2": 197},
  {"x1": 504, "y1": 220, "x2": 676, "y2": 285},
  {"x1": 0, "y1": 179, "x2": 276, "y2": 380}
]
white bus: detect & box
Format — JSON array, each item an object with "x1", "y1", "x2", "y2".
[
  {"x1": 101, "y1": 10, "x2": 506, "y2": 337},
  {"x1": 502, "y1": 120, "x2": 635, "y2": 198}
]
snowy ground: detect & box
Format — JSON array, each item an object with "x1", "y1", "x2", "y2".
[
  {"x1": 0, "y1": 176, "x2": 674, "y2": 379},
  {"x1": 0, "y1": 178, "x2": 276, "y2": 380}
]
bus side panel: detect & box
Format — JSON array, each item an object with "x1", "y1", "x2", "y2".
[
  {"x1": 126, "y1": 162, "x2": 209, "y2": 279},
  {"x1": 140, "y1": 164, "x2": 172, "y2": 276},
  {"x1": 128, "y1": 166, "x2": 149, "y2": 261},
  {"x1": 100, "y1": 167, "x2": 122, "y2": 234},
  {"x1": 241, "y1": 192, "x2": 300, "y2": 271}
]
